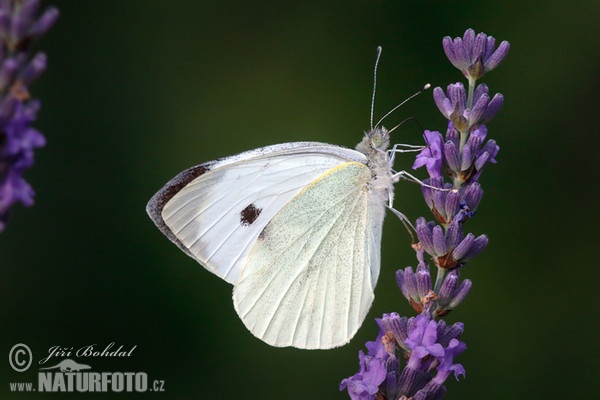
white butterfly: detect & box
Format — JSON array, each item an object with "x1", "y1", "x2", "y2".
[
  {"x1": 146, "y1": 49, "x2": 427, "y2": 349},
  {"x1": 146, "y1": 129, "x2": 418, "y2": 349}
]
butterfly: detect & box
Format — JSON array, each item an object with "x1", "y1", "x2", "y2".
[{"x1": 146, "y1": 49, "x2": 427, "y2": 349}]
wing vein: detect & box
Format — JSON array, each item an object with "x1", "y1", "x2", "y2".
[
  {"x1": 290, "y1": 191, "x2": 360, "y2": 347},
  {"x1": 241, "y1": 184, "x2": 360, "y2": 327},
  {"x1": 265, "y1": 188, "x2": 364, "y2": 344},
  {"x1": 312, "y1": 191, "x2": 365, "y2": 347}
]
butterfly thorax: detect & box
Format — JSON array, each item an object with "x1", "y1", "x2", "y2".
[{"x1": 355, "y1": 127, "x2": 395, "y2": 203}]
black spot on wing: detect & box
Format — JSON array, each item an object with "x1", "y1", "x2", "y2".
[{"x1": 240, "y1": 203, "x2": 262, "y2": 226}]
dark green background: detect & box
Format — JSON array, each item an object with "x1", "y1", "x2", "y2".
[{"x1": 2, "y1": 1, "x2": 599, "y2": 399}]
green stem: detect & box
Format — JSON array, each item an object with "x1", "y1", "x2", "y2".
[
  {"x1": 466, "y1": 76, "x2": 475, "y2": 109},
  {"x1": 434, "y1": 266, "x2": 446, "y2": 294},
  {"x1": 459, "y1": 77, "x2": 476, "y2": 153}
]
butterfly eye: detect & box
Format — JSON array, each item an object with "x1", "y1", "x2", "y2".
[{"x1": 371, "y1": 133, "x2": 383, "y2": 148}]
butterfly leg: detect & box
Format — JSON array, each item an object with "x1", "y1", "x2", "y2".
[
  {"x1": 392, "y1": 170, "x2": 454, "y2": 192},
  {"x1": 387, "y1": 205, "x2": 417, "y2": 243},
  {"x1": 386, "y1": 144, "x2": 426, "y2": 164}
]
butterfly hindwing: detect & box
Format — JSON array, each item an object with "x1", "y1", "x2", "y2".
[
  {"x1": 233, "y1": 161, "x2": 385, "y2": 349},
  {"x1": 147, "y1": 142, "x2": 368, "y2": 284}
]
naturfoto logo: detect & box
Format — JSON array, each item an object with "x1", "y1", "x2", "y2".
[{"x1": 8, "y1": 343, "x2": 166, "y2": 394}]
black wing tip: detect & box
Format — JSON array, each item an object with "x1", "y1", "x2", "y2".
[
  {"x1": 147, "y1": 161, "x2": 214, "y2": 213},
  {"x1": 146, "y1": 162, "x2": 214, "y2": 253}
]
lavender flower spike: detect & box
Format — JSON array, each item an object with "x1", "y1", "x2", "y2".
[
  {"x1": 0, "y1": 0, "x2": 58, "y2": 232},
  {"x1": 341, "y1": 29, "x2": 508, "y2": 400}
]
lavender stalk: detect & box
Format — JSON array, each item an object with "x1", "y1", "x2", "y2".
[
  {"x1": 0, "y1": 0, "x2": 58, "y2": 232},
  {"x1": 340, "y1": 29, "x2": 509, "y2": 400}
]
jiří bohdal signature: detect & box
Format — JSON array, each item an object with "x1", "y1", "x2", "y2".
[{"x1": 39, "y1": 342, "x2": 137, "y2": 365}]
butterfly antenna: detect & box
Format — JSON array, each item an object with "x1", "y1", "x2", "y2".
[
  {"x1": 370, "y1": 46, "x2": 383, "y2": 130},
  {"x1": 374, "y1": 83, "x2": 431, "y2": 129},
  {"x1": 387, "y1": 116, "x2": 425, "y2": 135},
  {"x1": 387, "y1": 117, "x2": 437, "y2": 160}
]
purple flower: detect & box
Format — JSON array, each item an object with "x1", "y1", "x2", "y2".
[
  {"x1": 405, "y1": 314, "x2": 445, "y2": 360},
  {"x1": 442, "y1": 28, "x2": 510, "y2": 81},
  {"x1": 433, "y1": 83, "x2": 503, "y2": 132},
  {"x1": 437, "y1": 338, "x2": 467, "y2": 379},
  {"x1": 339, "y1": 349, "x2": 387, "y2": 400},
  {"x1": 404, "y1": 314, "x2": 466, "y2": 377},
  {"x1": 396, "y1": 260, "x2": 472, "y2": 318},
  {"x1": 433, "y1": 83, "x2": 468, "y2": 131},
  {"x1": 341, "y1": 312, "x2": 468, "y2": 399},
  {"x1": 401, "y1": 314, "x2": 466, "y2": 397},
  {"x1": 416, "y1": 217, "x2": 488, "y2": 269},
  {"x1": 380, "y1": 312, "x2": 409, "y2": 351},
  {"x1": 413, "y1": 130, "x2": 443, "y2": 178},
  {"x1": 0, "y1": 0, "x2": 58, "y2": 231},
  {"x1": 436, "y1": 271, "x2": 472, "y2": 317},
  {"x1": 411, "y1": 331, "x2": 466, "y2": 399},
  {"x1": 468, "y1": 125, "x2": 500, "y2": 181},
  {"x1": 469, "y1": 84, "x2": 504, "y2": 126},
  {"x1": 420, "y1": 177, "x2": 457, "y2": 225},
  {"x1": 395, "y1": 263, "x2": 433, "y2": 314},
  {"x1": 441, "y1": 122, "x2": 500, "y2": 183},
  {"x1": 340, "y1": 323, "x2": 390, "y2": 400},
  {"x1": 421, "y1": 178, "x2": 483, "y2": 225},
  {"x1": 461, "y1": 181, "x2": 484, "y2": 215},
  {"x1": 341, "y1": 313, "x2": 467, "y2": 400},
  {"x1": 0, "y1": 99, "x2": 44, "y2": 228}
]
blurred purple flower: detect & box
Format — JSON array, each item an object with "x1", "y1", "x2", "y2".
[{"x1": 0, "y1": 0, "x2": 58, "y2": 231}]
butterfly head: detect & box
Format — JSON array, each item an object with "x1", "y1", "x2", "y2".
[{"x1": 356, "y1": 127, "x2": 390, "y2": 156}]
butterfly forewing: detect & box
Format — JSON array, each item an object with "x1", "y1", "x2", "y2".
[
  {"x1": 147, "y1": 142, "x2": 367, "y2": 284},
  {"x1": 233, "y1": 161, "x2": 385, "y2": 349}
]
